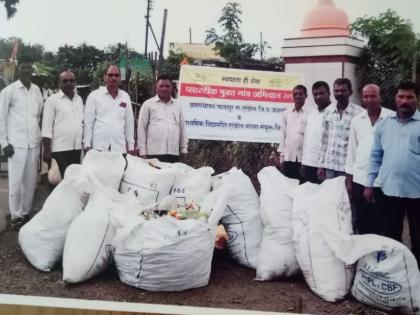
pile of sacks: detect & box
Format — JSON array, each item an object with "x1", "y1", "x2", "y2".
[
  {"x1": 18, "y1": 151, "x2": 263, "y2": 291},
  {"x1": 18, "y1": 153, "x2": 420, "y2": 313},
  {"x1": 256, "y1": 166, "x2": 420, "y2": 314}
]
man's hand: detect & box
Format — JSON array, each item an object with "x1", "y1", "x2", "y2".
[
  {"x1": 275, "y1": 153, "x2": 284, "y2": 170},
  {"x1": 345, "y1": 175, "x2": 353, "y2": 201},
  {"x1": 180, "y1": 153, "x2": 188, "y2": 162},
  {"x1": 317, "y1": 168, "x2": 326, "y2": 182},
  {"x1": 363, "y1": 187, "x2": 374, "y2": 203},
  {"x1": 299, "y1": 165, "x2": 306, "y2": 178},
  {"x1": 3, "y1": 144, "x2": 14, "y2": 158},
  {"x1": 43, "y1": 148, "x2": 51, "y2": 165}
]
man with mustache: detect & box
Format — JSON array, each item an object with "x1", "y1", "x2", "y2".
[
  {"x1": 345, "y1": 84, "x2": 393, "y2": 234},
  {"x1": 42, "y1": 70, "x2": 84, "y2": 178},
  {"x1": 365, "y1": 81, "x2": 420, "y2": 265},
  {"x1": 301, "y1": 81, "x2": 331, "y2": 183},
  {"x1": 277, "y1": 84, "x2": 308, "y2": 182},
  {"x1": 0, "y1": 55, "x2": 43, "y2": 230},
  {"x1": 83, "y1": 65, "x2": 135, "y2": 155},
  {"x1": 318, "y1": 78, "x2": 362, "y2": 180}
]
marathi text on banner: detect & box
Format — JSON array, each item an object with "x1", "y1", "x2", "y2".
[{"x1": 178, "y1": 65, "x2": 302, "y2": 143}]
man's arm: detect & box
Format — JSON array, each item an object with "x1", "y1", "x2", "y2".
[
  {"x1": 41, "y1": 97, "x2": 54, "y2": 164},
  {"x1": 0, "y1": 87, "x2": 11, "y2": 149},
  {"x1": 364, "y1": 125, "x2": 384, "y2": 202},
  {"x1": 317, "y1": 113, "x2": 329, "y2": 180},
  {"x1": 137, "y1": 101, "x2": 149, "y2": 157},
  {"x1": 276, "y1": 110, "x2": 288, "y2": 166},
  {"x1": 345, "y1": 120, "x2": 358, "y2": 198},
  {"x1": 179, "y1": 106, "x2": 188, "y2": 155},
  {"x1": 124, "y1": 98, "x2": 135, "y2": 152},
  {"x1": 83, "y1": 93, "x2": 95, "y2": 150}
]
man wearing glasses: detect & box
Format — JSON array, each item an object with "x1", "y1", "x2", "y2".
[
  {"x1": 42, "y1": 70, "x2": 84, "y2": 178},
  {"x1": 83, "y1": 65, "x2": 135, "y2": 154}
]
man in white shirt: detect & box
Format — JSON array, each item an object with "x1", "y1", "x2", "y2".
[
  {"x1": 277, "y1": 84, "x2": 308, "y2": 182},
  {"x1": 301, "y1": 81, "x2": 331, "y2": 183},
  {"x1": 0, "y1": 56, "x2": 43, "y2": 230},
  {"x1": 345, "y1": 84, "x2": 393, "y2": 234},
  {"x1": 83, "y1": 65, "x2": 135, "y2": 154},
  {"x1": 42, "y1": 70, "x2": 84, "y2": 177},
  {"x1": 137, "y1": 75, "x2": 188, "y2": 163}
]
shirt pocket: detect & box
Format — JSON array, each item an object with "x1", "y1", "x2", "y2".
[
  {"x1": 409, "y1": 135, "x2": 420, "y2": 154},
  {"x1": 116, "y1": 106, "x2": 126, "y2": 120}
]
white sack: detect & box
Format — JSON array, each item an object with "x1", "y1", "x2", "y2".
[
  {"x1": 82, "y1": 150, "x2": 126, "y2": 190},
  {"x1": 212, "y1": 167, "x2": 263, "y2": 269},
  {"x1": 256, "y1": 167, "x2": 300, "y2": 280},
  {"x1": 18, "y1": 165, "x2": 93, "y2": 271},
  {"x1": 292, "y1": 176, "x2": 354, "y2": 302},
  {"x1": 112, "y1": 187, "x2": 229, "y2": 291},
  {"x1": 170, "y1": 166, "x2": 214, "y2": 206},
  {"x1": 120, "y1": 155, "x2": 176, "y2": 206},
  {"x1": 62, "y1": 189, "x2": 140, "y2": 283},
  {"x1": 323, "y1": 231, "x2": 420, "y2": 314}
]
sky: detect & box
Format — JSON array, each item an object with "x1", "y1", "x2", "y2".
[{"x1": 1, "y1": 0, "x2": 420, "y2": 58}]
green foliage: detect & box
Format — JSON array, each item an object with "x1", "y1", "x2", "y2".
[
  {"x1": 1, "y1": 0, "x2": 19, "y2": 18},
  {"x1": 55, "y1": 43, "x2": 105, "y2": 84},
  {"x1": 351, "y1": 10, "x2": 420, "y2": 108},
  {"x1": 205, "y1": 2, "x2": 262, "y2": 68},
  {"x1": 159, "y1": 50, "x2": 187, "y2": 81},
  {"x1": 351, "y1": 9, "x2": 418, "y2": 71},
  {"x1": 0, "y1": 37, "x2": 44, "y2": 61}
]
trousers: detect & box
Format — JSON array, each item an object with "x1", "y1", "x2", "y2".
[{"x1": 8, "y1": 147, "x2": 39, "y2": 219}]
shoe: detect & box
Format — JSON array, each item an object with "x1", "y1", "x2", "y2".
[{"x1": 11, "y1": 218, "x2": 24, "y2": 231}]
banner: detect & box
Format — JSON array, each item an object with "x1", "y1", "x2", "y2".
[{"x1": 178, "y1": 65, "x2": 302, "y2": 143}]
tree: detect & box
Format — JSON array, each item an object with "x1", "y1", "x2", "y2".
[
  {"x1": 56, "y1": 43, "x2": 105, "y2": 84},
  {"x1": 351, "y1": 10, "x2": 420, "y2": 107},
  {"x1": 1, "y1": 0, "x2": 19, "y2": 19},
  {"x1": 159, "y1": 50, "x2": 187, "y2": 80},
  {"x1": 0, "y1": 37, "x2": 44, "y2": 61},
  {"x1": 205, "y1": 2, "x2": 259, "y2": 68}
]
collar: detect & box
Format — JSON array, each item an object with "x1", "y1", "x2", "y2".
[
  {"x1": 155, "y1": 95, "x2": 174, "y2": 104},
  {"x1": 360, "y1": 107, "x2": 393, "y2": 119},
  {"x1": 318, "y1": 104, "x2": 330, "y2": 113},
  {"x1": 58, "y1": 90, "x2": 77, "y2": 100},
  {"x1": 100, "y1": 86, "x2": 119, "y2": 96},
  {"x1": 17, "y1": 79, "x2": 31, "y2": 89},
  {"x1": 292, "y1": 104, "x2": 306, "y2": 113},
  {"x1": 391, "y1": 110, "x2": 420, "y2": 121},
  {"x1": 331, "y1": 101, "x2": 356, "y2": 114}
]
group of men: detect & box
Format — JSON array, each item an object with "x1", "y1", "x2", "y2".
[
  {"x1": 278, "y1": 78, "x2": 420, "y2": 264},
  {"x1": 0, "y1": 56, "x2": 188, "y2": 230},
  {"x1": 1, "y1": 56, "x2": 419, "y2": 266}
]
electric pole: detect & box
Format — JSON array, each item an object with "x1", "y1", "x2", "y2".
[
  {"x1": 159, "y1": 9, "x2": 168, "y2": 62},
  {"x1": 144, "y1": 0, "x2": 152, "y2": 57}
]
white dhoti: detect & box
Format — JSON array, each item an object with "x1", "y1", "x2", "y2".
[{"x1": 8, "y1": 147, "x2": 39, "y2": 219}]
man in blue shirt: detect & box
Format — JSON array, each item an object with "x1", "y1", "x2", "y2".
[{"x1": 365, "y1": 81, "x2": 420, "y2": 265}]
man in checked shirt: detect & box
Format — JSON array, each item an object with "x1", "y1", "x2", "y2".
[
  {"x1": 137, "y1": 74, "x2": 188, "y2": 163},
  {"x1": 317, "y1": 78, "x2": 363, "y2": 180}
]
